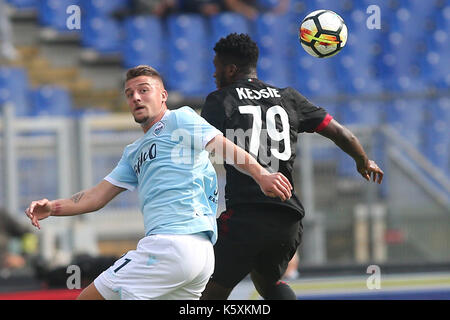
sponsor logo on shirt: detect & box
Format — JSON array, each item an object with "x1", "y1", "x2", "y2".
[
  {"x1": 133, "y1": 143, "x2": 157, "y2": 175},
  {"x1": 153, "y1": 121, "x2": 165, "y2": 136}
]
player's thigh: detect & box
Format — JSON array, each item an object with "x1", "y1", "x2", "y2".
[
  {"x1": 77, "y1": 282, "x2": 105, "y2": 300},
  {"x1": 253, "y1": 220, "x2": 302, "y2": 282},
  {"x1": 93, "y1": 235, "x2": 190, "y2": 300},
  {"x1": 212, "y1": 223, "x2": 260, "y2": 289},
  {"x1": 165, "y1": 233, "x2": 215, "y2": 300}
]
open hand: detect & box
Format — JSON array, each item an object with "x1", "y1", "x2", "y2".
[
  {"x1": 25, "y1": 198, "x2": 52, "y2": 229},
  {"x1": 357, "y1": 159, "x2": 384, "y2": 184}
]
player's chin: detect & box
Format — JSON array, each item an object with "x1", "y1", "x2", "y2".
[{"x1": 134, "y1": 115, "x2": 149, "y2": 124}]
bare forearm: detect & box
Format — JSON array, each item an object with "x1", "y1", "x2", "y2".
[
  {"x1": 334, "y1": 128, "x2": 368, "y2": 165},
  {"x1": 228, "y1": 142, "x2": 267, "y2": 184},
  {"x1": 319, "y1": 120, "x2": 368, "y2": 166},
  {"x1": 50, "y1": 190, "x2": 104, "y2": 217},
  {"x1": 207, "y1": 135, "x2": 267, "y2": 184}
]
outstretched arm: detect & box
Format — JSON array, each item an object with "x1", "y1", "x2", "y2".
[
  {"x1": 205, "y1": 134, "x2": 293, "y2": 201},
  {"x1": 318, "y1": 119, "x2": 384, "y2": 183},
  {"x1": 25, "y1": 180, "x2": 126, "y2": 229}
]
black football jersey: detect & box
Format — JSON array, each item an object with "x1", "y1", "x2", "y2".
[{"x1": 201, "y1": 78, "x2": 332, "y2": 217}]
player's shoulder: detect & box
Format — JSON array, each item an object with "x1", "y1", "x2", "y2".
[
  {"x1": 173, "y1": 105, "x2": 198, "y2": 116},
  {"x1": 278, "y1": 85, "x2": 304, "y2": 98},
  {"x1": 172, "y1": 106, "x2": 206, "y2": 126},
  {"x1": 205, "y1": 87, "x2": 229, "y2": 103}
]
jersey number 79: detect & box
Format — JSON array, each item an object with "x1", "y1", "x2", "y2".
[{"x1": 238, "y1": 105, "x2": 291, "y2": 161}]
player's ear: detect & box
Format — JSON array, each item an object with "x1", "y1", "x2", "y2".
[
  {"x1": 161, "y1": 89, "x2": 168, "y2": 103},
  {"x1": 226, "y1": 64, "x2": 238, "y2": 77}
]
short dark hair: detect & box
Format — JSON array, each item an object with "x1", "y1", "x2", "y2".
[
  {"x1": 125, "y1": 65, "x2": 164, "y2": 83},
  {"x1": 214, "y1": 33, "x2": 259, "y2": 74}
]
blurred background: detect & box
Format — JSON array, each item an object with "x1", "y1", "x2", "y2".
[{"x1": 0, "y1": 0, "x2": 449, "y2": 299}]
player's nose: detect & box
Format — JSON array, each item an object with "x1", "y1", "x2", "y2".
[{"x1": 132, "y1": 92, "x2": 141, "y2": 103}]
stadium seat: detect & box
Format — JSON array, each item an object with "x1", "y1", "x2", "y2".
[
  {"x1": 208, "y1": 12, "x2": 252, "y2": 92},
  {"x1": 5, "y1": 0, "x2": 38, "y2": 10},
  {"x1": 38, "y1": 0, "x2": 81, "y2": 32},
  {"x1": 30, "y1": 85, "x2": 73, "y2": 117},
  {"x1": 80, "y1": 16, "x2": 123, "y2": 54},
  {"x1": 210, "y1": 12, "x2": 252, "y2": 41},
  {"x1": 257, "y1": 55, "x2": 293, "y2": 88},
  {"x1": 79, "y1": 0, "x2": 129, "y2": 17},
  {"x1": 255, "y1": 13, "x2": 297, "y2": 58},
  {"x1": 421, "y1": 9, "x2": 450, "y2": 89},
  {"x1": 122, "y1": 16, "x2": 165, "y2": 71},
  {"x1": 340, "y1": 99, "x2": 381, "y2": 126},
  {"x1": 0, "y1": 67, "x2": 31, "y2": 116},
  {"x1": 301, "y1": 0, "x2": 348, "y2": 13},
  {"x1": 255, "y1": 13, "x2": 298, "y2": 88},
  {"x1": 293, "y1": 53, "x2": 339, "y2": 98},
  {"x1": 166, "y1": 14, "x2": 210, "y2": 96}
]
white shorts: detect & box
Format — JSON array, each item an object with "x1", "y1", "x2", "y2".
[{"x1": 94, "y1": 233, "x2": 214, "y2": 300}]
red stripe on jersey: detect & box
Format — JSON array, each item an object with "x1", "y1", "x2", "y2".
[
  {"x1": 314, "y1": 114, "x2": 333, "y2": 132},
  {"x1": 218, "y1": 208, "x2": 235, "y2": 237}
]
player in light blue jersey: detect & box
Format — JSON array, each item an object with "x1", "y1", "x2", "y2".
[{"x1": 24, "y1": 65, "x2": 293, "y2": 300}]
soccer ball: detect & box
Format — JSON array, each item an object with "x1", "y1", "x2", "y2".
[{"x1": 299, "y1": 10, "x2": 348, "y2": 58}]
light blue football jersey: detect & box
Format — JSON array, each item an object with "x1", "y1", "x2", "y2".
[{"x1": 105, "y1": 107, "x2": 222, "y2": 244}]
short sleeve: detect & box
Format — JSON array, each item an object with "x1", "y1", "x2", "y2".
[
  {"x1": 176, "y1": 106, "x2": 223, "y2": 149},
  {"x1": 286, "y1": 88, "x2": 332, "y2": 133},
  {"x1": 104, "y1": 150, "x2": 138, "y2": 191}
]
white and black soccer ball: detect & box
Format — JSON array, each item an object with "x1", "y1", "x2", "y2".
[{"x1": 299, "y1": 10, "x2": 348, "y2": 58}]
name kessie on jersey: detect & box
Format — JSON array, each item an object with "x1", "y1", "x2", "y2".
[{"x1": 236, "y1": 87, "x2": 281, "y2": 100}]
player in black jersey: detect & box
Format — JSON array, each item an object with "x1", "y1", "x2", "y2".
[{"x1": 200, "y1": 33, "x2": 384, "y2": 300}]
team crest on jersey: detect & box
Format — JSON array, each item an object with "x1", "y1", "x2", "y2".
[{"x1": 153, "y1": 121, "x2": 165, "y2": 136}]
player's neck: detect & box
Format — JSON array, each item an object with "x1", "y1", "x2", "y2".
[
  {"x1": 234, "y1": 72, "x2": 258, "y2": 82},
  {"x1": 141, "y1": 105, "x2": 167, "y2": 134}
]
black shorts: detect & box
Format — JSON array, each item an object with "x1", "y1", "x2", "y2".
[{"x1": 211, "y1": 203, "x2": 303, "y2": 289}]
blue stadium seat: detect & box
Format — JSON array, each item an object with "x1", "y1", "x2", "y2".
[
  {"x1": 257, "y1": 56, "x2": 292, "y2": 88},
  {"x1": 5, "y1": 0, "x2": 37, "y2": 10},
  {"x1": 293, "y1": 53, "x2": 339, "y2": 98},
  {"x1": 166, "y1": 14, "x2": 210, "y2": 96},
  {"x1": 81, "y1": 16, "x2": 123, "y2": 54},
  {"x1": 30, "y1": 85, "x2": 73, "y2": 117},
  {"x1": 301, "y1": 0, "x2": 347, "y2": 13},
  {"x1": 255, "y1": 13, "x2": 297, "y2": 58},
  {"x1": 38, "y1": 0, "x2": 80, "y2": 32},
  {"x1": 208, "y1": 12, "x2": 252, "y2": 92},
  {"x1": 210, "y1": 12, "x2": 251, "y2": 41},
  {"x1": 333, "y1": 50, "x2": 381, "y2": 94},
  {"x1": 122, "y1": 16, "x2": 165, "y2": 70},
  {"x1": 421, "y1": 9, "x2": 450, "y2": 88},
  {"x1": 79, "y1": 0, "x2": 129, "y2": 17},
  {"x1": 340, "y1": 99, "x2": 381, "y2": 126},
  {"x1": 255, "y1": 13, "x2": 298, "y2": 88},
  {"x1": 0, "y1": 67, "x2": 31, "y2": 116}
]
